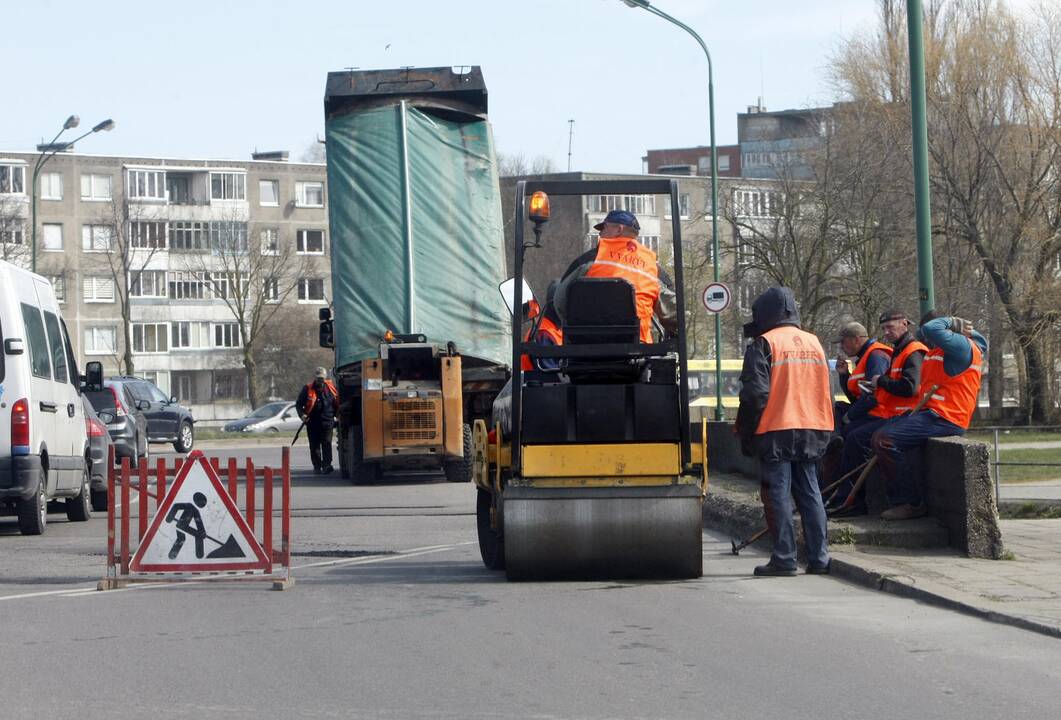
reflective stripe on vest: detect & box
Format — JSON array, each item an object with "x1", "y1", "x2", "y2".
[
  {"x1": 845, "y1": 341, "x2": 892, "y2": 397},
  {"x1": 920, "y1": 340, "x2": 983, "y2": 429},
  {"x1": 304, "y1": 380, "x2": 338, "y2": 416},
  {"x1": 869, "y1": 340, "x2": 928, "y2": 419},
  {"x1": 756, "y1": 326, "x2": 835, "y2": 435},
  {"x1": 584, "y1": 237, "x2": 660, "y2": 343}
]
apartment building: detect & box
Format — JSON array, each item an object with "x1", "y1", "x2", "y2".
[{"x1": 0, "y1": 150, "x2": 329, "y2": 421}]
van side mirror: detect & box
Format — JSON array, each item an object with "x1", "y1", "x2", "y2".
[
  {"x1": 318, "y1": 307, "x2": 332, "y2": 321},
  {"x1": 84, "y1": 361, "x2": 104, "y2": 392},
  {"x1": 319, "y1": 319, "x2": 335, "y2": 348}
]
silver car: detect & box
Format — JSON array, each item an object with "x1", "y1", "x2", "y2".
[{"x1": 223, "y1": 402, "x2": 301, "y2": 434}]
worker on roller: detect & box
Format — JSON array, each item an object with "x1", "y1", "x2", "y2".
[
  {"x1": 736, "y1": 287, "x2": 833, "y2": 577},
  {"x1": 556, "y1": 209, "x2": 677, "y2": 342},
  {"x1": 827, "y1": 309, "x2": 927, "y2": 517},
  {"x1": 520, "y1": 281, "x2": 563, "y2": 371},
  {"x1": 870, "y1": 311, "x2": 987, "y2": 520},
  {"x1": 296, "y1": 367, "x2": 340, "y2": 475}
]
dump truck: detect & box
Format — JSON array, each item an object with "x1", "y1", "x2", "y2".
[
  {"x1": 474, "y1": 178, "x2": 708, "y2": 580},
  {"x1": 320, "y1": 66, "x2": 510, "y2": 484}
]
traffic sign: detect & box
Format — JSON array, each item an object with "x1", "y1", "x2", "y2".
[
  {"x1": 130, "y1": 452, "x2": 270, "y2": 574},
  {"x1": 701, "y1": 282, "x2": 731, "y2": 314}
]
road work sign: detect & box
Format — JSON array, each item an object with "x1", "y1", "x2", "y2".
[
  {"x1": 130, "y1": 453, "x2": 270, "y2": 574},
  {"x1": 701, "y1": 282, "x2": 731, "y2": 314}
]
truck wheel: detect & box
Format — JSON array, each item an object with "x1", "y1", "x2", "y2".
[
  {"x1": 90, "y1": 489, "x2": 108, "y2": 513},
  {"x1": 351, "y1": 430, "x2": 381, "y2": 486},
  {"x1": 443, "y1": 424, "x2": 473, "y2": 482},
  {"x1": 339, "y1": 427, "x2": 352, "y2": 480},
  {"x1": 17, "y1": 472, "x2": 48, "y2": 536},
  {"x1": 66, "y1": 464, "x2": 93, "y2": 522},
  {"x1": 174, "y1": 422, "x2": 194, "y2": 453},
  {"x1": 476, "y1": 488, "x2": 505, "y2": 570}
]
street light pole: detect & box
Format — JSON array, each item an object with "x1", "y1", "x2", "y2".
[
  {"x1": 907, "y1": 0, "x2": 934, "y2": 316},
  {"x1": 31, "y1": 117, "x2": 115, "y2": 273},
  {"x1": 622, "y1": 0, "x2": 724, "y2": 420}
]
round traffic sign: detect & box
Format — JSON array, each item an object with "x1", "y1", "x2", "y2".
[{"x1": 701, "y1": 282, "x2": 731, "y2": 314}]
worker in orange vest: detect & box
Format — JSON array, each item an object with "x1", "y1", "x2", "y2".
[
  {"x1": 870, "y1": 311, "x2": 987, "y2": 520},
  {"x1": 556, "y1": 210, "x2": 677, "y2": 343},
  {"x1": 736, "y1": 287, "x2": 834, "y2": 576},
  {"x1": 520, "y1": 281, "x2": 564, "y2": 371},
  {"x1": 828, "y1": 309, "x2": 927, "y2": 517},
  {"x1": 296, "y1": 367, "x2": 340, "y2": 474},
  {"x1": 834, "y1": 321, "x2": 891, "y2": 423}
]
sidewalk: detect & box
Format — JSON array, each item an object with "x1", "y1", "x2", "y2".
[
  {"x1": 1000, "y1": 479, "x2": 1061, "y2": 503},
  {"x1": 705, "y1": 471, "x2": 1061, "y2": 639}
]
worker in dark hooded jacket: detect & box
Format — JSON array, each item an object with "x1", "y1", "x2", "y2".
[{"x1": 736, "y1": 287, "x2": 833, "y2": 576}]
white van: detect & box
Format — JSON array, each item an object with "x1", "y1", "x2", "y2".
[{"x1": 0, "y1": 259, "x2": 93, "y2": 534}]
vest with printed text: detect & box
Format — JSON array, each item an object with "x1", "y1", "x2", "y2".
[
  {"x1": 756, "y1": 326, "x2": 835, "y2": 435},
  {"x1": 584, "y1": 237, "x2": 660, "y2": 343}
]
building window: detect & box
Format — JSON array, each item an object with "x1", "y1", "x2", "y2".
[
  {"x1": 209, "y1": 272, "x2": 248, "y2": 300},
  {"x1": 48, "y1": 274, "x2": 66, "y2": 303},
  {"x1": 263, "y1": 277, "x2": 279, "y2": 303},
  {"x1": 260, "y1": 227, "x2": 279, "y2": 255},
  {"x1": 127, "y1": 170, "x2": 166, "y2": 200},
  {"x1": 130, "y1": 270, "x2": 167, "y2": 298},
  {"x1": 210, "y1": 172, "x2": 246, "y2": 201},
  {"x1": 171, "y1": 321, "x2": 211, "y2": 350},
  {"x1": 297, "y1": 277, "x2": 326, "y2": 303},
  {"x1": 175, "y1": 373, "x2": 196, "y2": 403},
  {"x1": 213, "y1": 369, "x2": 246, "y2": 400},
  {"x1": 41, "y1": 223, "x2": 63, "y2": 251},
  {"x1": 587, "y1": 194, "x2": 656, "y2": 216},
  {"x1": 168, "y1": 271, "x2": 210, "y2": 300},
  {"x1": 40, "y1": 172, "x2": 63, "y2": 200},
  {"x1": 1, "y1": 224, "x2": 24, "y2": 246},
  {"x1": 82, "y1": 224, "x2": 113, "y2": 252},
  {"x1": 738, "y1": 283, "x2": 757, "y2": 312},
  {"x1": 132, "y1": 322, "x2": 169, "y2": 354},
  {"x1": 169, "y1": 220, "x2": 209, "y2": 251},
  {"x1": 733, "y1": 189, "x2": 782, "y2": 218},
  {"x1": 213, "y1": 322, "x2": 242, "y2": 348},
  {"x1": 130, "y1": 221, "x2": 167, "y2": 249},
  {"x1": 0, "y1": 164, "x2": 26, "y2": 194},
  {"x1": 84, "y1": 326, "x2": 116, "y2": 355},
  {"x1": 664, "y1": 194, "x2": 691, "y2": 220},
  {"x1": 80, "y1": 174, "x2": 112, "y2": 201},
  {"x1": 718, "y1": 155, "x2": 731, "y2": 171},
  {"x1": 296, "y1": 229, "x2": 324, "y2": 254},
  {"x1": 259, "y1": 179, "x2": 279, "y2": 206},
  {"x1": 295, "y1": 181, "x2": 324, "y2": 208},
  {"x1": 640, "y1": 235, "x2": 661, "y2": 252},
  {"x1": 83, "y1": 276, "x2": 115, "y2": 303},
  {"x1": 209, "y1": 221, "x2": 248, "y2": 252}
]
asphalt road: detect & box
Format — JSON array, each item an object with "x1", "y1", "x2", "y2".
[{"x1": 1, "y1": 445, "x2": 1059, "y2": 719}]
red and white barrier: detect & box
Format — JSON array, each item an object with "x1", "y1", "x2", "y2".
[{"x1": 98, "y1": 447, "x2": 292, "y2": 591}]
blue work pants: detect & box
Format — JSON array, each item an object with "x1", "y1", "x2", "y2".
[
  {"x1": 760, "y1": 459, "x2": 830, "y2": 570},
  {"x1": 871, "y1": 411, "x2": 964, "y2": 507},
  {"x1": 831, "y1": 416, "x2": 888, "y2": 504}
]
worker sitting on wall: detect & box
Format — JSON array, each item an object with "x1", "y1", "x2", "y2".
[{"x1": 555, "y1": 209, "x2": 677, "y2": 343}]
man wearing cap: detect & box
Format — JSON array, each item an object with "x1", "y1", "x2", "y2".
[
  {"x1": 834, "y1": 321, "x2": 892, "y2": 425},
  {"x1": 828, "y1": 309, "x2": 927, "y2": 516},
  {"x1": 556, "y1": 209, "x2": 677, "y2": 343},
  {"x1": 296, "y1": 367, "x2": 340, "y2": 474}
]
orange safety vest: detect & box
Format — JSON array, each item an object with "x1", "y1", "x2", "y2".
[
  {"x1": 869, "y1": 340, "x2": 928, "y2": 419},
  {"x1": 846, "y1": 341, "x2": 892, "y2": 398},
  {"x1": 756, "y1": 326, "x2": 835, "y2": 435},
  {"x1": 584, "y1": 237, "x2": 660, "y2": 343},
  {"x1": 920, "y1": 340, "x2": 983, "y2": 429},
  {"x1": 303, "y1": 380, "x2": 338, "y2": 416},
  {"x1": 520, "y1": 316, "x2": 563, "y2": 371}
]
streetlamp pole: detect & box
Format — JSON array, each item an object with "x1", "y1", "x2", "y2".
[
  {"x1": 623, "y1": 0, "x2": 724, "y2": 420},
  {"x1": 907, "y1": 0, "x2": 934, "y2": 316},
  {"x1": 31, "y1": 117, "x2": 115, "y2": 273}
]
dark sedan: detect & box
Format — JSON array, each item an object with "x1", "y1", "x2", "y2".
[
  {"x1": 84, "y1": 383, "x2": 150, "y2": 466},
  {"x1": 81, "y1": 395, "x2": 114, "y2": 512}
]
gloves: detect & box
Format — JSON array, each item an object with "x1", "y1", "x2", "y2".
[{"x1": 950, "y1": 317, "x2": 974, "y2": 337}]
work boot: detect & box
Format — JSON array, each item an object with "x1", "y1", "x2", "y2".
[
  {"x1": 323, "y1": 465, "x2": 334, "y2": 474},
  {"x1": 881, "y1": 503, "x2": 927, "y2": 521},
  {"x1": 806, "y1": 561, "x2": 831, "y2": 575},
  {"x1": 312, "y1": 466, "x2": 322, "y2": 475},
  {"x1": 753, "y1": 562, "x2": 797, "y2": 577}
]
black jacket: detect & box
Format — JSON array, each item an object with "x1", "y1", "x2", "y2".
[
  {"x1": 875, "y1": 331, "x2": 925, "y2": 399},
  {"x1": 296, "y1": 381, "x2": 337, "y2": 427},
  {"x1": 735, "y1": 287, "x2": 832, "y2": 462}
]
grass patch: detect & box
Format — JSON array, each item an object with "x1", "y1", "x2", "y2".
[
  {"x1": 999, "y1": 501, "x2": 1061, "y2": 519},
  {"x1": 1000, "y1": 550, "x2": 1017, "y2": 561},
  {"x1": 968, "y1": 430, "x2": 1061, "y2": 444},
  {"x1": 990, "y1": 447, "x2": 1061, "y2": 484},
  {"x1": 831, "y1": 527, "x2": 856, "y2": 545}
]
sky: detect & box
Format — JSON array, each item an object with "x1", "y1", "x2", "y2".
[{"x1": 0, "y1": 0, "x2": 1021, "y2": 173}]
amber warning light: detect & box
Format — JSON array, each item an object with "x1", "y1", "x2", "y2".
[{"x1": 528, "y1": 191, "x2": 550, "y2": 223}]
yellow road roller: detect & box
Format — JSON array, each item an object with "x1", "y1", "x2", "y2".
[{"x1": 473, "y1": 178, "x2": 707, "y2": 580}]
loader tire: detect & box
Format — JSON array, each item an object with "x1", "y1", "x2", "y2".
[
  {"x1": 351, "y1": 430, "x2": 381, "y2": 486},
  {"x1": 443, "y1": 424, "x2": 473, "y2": 483}
]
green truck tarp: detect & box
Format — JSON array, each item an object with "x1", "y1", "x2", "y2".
[{"x1": 325, "y1": 102, "x2": 510, "y2": 369}]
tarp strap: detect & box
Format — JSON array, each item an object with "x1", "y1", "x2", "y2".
[{"x1": 399, "y1": 100, "x2": 416, "y2": 333}]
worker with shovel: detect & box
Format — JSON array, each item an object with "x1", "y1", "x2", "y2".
[{"x1": 736, "y1": 287, "x2": 834, "y2": 577}]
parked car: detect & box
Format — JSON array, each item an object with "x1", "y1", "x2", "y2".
[
  {"x1": 83, "y1": 382, "x2": 149, "y2": 466},
  {"x1": 1, "y1": 259, "x2": 93, "y2": 534},
  {"x1": 81, "y1": 395, "x2": 114, "y2": 512},
  {"x1": 105, "y1": 377, "x2": 195, "y2": 453},
  {"x1": 223, "y1": 402, "x2": 300, "y2": 434}
]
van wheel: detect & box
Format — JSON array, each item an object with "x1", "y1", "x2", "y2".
[
  {"x1": 90, "y1": 489, "x2": 108, "y2": 513},
  {"x1": 17, "y1": 473, "x2": 47, "y2": 536},
  {"x1": 351, "y1": 430, "x2": 381, "y2": 486},
  {"x1": 174, "y1": 422, "x2": 194, "y2": 453},
  {"x1": 444, "y1": 424, "x2": 474, "y2": 482},
  {"x1": 66, "y1": 465, "x2": 93, "y2": 522}
]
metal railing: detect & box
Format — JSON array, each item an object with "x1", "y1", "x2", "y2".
[{"x1": 973, "y1": 425, "x2": 1061, "y2": 504}]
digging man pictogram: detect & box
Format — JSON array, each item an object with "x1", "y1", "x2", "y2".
[{"x1": 165, "y1": 492, "x2": 246, "y2": 560}]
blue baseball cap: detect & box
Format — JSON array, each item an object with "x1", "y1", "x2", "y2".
[{"x1": 593, "y1": 209, "x2": 640, "y2": 232}]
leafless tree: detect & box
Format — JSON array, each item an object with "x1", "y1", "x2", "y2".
[
  {"x1": 0, "y1": 194, "x2": 29, "y2": 267},
  {"x1": 497, "y1": 152, "x2": 555, "y2": 178},
  {"x1": 300, "y1": 138, "x2": 326, "y2": 164},
  {"x1": 256, "y1": 305, "x2": 333, "y2": 401}
]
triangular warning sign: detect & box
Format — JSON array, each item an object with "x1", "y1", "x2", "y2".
[{"x1": 130, "y1": 451, "x2": 270, "y2": 574}]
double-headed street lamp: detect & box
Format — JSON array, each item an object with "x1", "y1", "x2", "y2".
[
  {"x1": 622, "y1": 0, "x2": 724, "y2": 420},
  {"x1": 31, "y1": 116, "x2": 116, "y2": 273}
]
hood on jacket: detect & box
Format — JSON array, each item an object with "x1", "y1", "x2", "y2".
[{"x1": 744, "y1": 287, "x2": 801, "y2": 337}]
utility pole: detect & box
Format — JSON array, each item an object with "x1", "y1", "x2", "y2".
[
  {"x1": 907, "y1": 0, "x2": 935, "y2": 316},
  {"x1": 567, "y1": 119, "x2": 575, "y2": 172}
]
